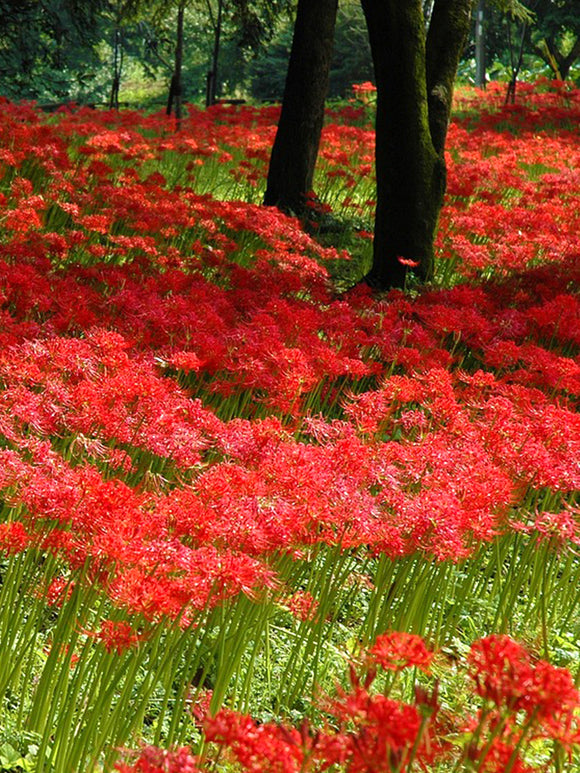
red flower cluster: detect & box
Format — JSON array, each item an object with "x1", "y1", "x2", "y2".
[
  {"x1": 0, "y1": 90, "x2": 578, "y2": 615},
  {"x1": 0, "y1": 87, "x2": 578, "y2": 770},
  {"x1": 115, "y1": 745, "x2": 200, "y2": 773},
  {"x1": 368, "y1": 631, "x2": 433, "y2": 672},
  {"x1": 118, "y1": 631, "x2": 580, "y2": 772},
  {"x1": 85, "y1": 619, "x2": 142, "y2": 655},
  {"x1": 468, "y1": 635, "x2": 579, "y2": 728}
]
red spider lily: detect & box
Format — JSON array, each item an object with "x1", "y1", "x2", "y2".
[
  {"x1": 84, "y1": 619, "x2": 143, "y2": 655},
  {"x1": 368, "y1": 631, "x2": 433, "y2": 673},
  {"x1": 115, "y1": 745, "x2": 200, "y2": 773},
  {"x1": 468, "y1": 635, "x2": 580, "y2": 726},
  {"x1": 204, "y1": 710, "x2": 348, "y2": 772},
  {"x1": 118, "y1": 629, "x2": 580, "y2": 770},
  {"x1": 0, "y1": 88, "x2": 578, "y2": 772},
  {"x1": 0, "y1": 520, "x2": 32, "y2": 554},
  {"x1": 282, "y1": 590, "x2": 320, "y2": 622},
  {"x1": 397, "y1": 257, "x2": 420, "y2": 268}
]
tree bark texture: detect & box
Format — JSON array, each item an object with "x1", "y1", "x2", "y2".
[
  {"x1": 361, "y1": 0, "x2": 472, "y2": 289},
  {"x1": 264, "y1": 0, "x2": 338, "y2": 215}
]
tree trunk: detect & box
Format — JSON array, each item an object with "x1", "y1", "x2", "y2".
[
  {"x1": 109, "y1": 28, "x2": 122, "y2": 110},
  {"x1": 361, "y1": 0, "x2": 472, "y2": 290},
  {"x1": 558, "y1": 37, "x2": 580, "y2": 80},
  {"x1": 505, "y1": 15, "x2": 527, "y2": 106},
  {"x1": 264, "y1": 0, "x2": 338, "y2": 215},
  {"x1": 536, "y1": 36, "x2": 580, "y2": 81},
  {"x1": 167, "y1": 2, "x2": 185, "y2": 122},
  {"x1": 475, "y1": 0, "x2": 486, "y2": 88},
  {"x1": 206, "y1": 0, "x2": 223, "y2": 107}
]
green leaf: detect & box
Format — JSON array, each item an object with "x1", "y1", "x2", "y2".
[
  {"x1": 0, "y1": 742, "x2": 25, "y2": 768},
  {"x1": 490, "y1": 0, "x2": 535, "y2": 24}
]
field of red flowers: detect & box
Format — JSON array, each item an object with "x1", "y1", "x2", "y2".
[{"x1": 0, "y1": 79, "x2": 578, "y2": 772}]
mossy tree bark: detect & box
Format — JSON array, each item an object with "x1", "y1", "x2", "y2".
[
  {"x1": 264, "y1": 0, "x2": 338, "y2": 215},
  {"x1": 361, "y1": 0, "x2": 472, "y2": 289}
]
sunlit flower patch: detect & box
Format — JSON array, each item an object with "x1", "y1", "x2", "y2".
[{"x1": 0, "y1": 82, "x2": 578, "y2": 771}]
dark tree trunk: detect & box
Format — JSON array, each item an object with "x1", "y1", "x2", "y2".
[
  {"x1": 109, "y1": 28, "x2": 122, "y2": 110},
  {"x1": 264, "y1": 0, "x2": 338, "y2": 215},
  {"x1": 110, "y1": 74, "x2": 121, "y2": 111},
  {"x1": 361, "y1": 0, "x2": 472, "y2": 289},
  {"x1": 167, "y1": 2, "x2": 185, "y2": 122},
  {"x1": 166, "y1": 75, "x2": 175, "y2": 116},
  {"x1": 475, "y1": 0, "x2": 486, "y2": 88},
  {"x1": 505, "y1": 14, "x2": 528, "y2": 106},
  {"x1": 206, "y1": 0, "x2": 223, "y2": 107}
]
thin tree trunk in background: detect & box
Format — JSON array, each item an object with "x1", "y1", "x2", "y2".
[
  {"x1": 361, "y1": 0, "x2": 471, "y2": 290},
  {"x1": 174, "y1": 2, "x2": 185, "y2": 121},
  {"x1": 206, "y1": 0, "x2": 223, "y2": 107},
  {"x1": 166, "y1": 75, "x2": 175, "y2": 115},
  {"x1": 264, "y1": 0, "x2": 338, "y2": 215},
  {"x1": 109, "y1": 28, "x2": 122, "y2": 110},
  {"x1": 505, "y1": 15, "x2": 527, "y2": 105},
  {"x1": 168, "y1": 2, "x2": 185, "y2": 121},
  {"x1": 475, "y1": 0, "x2": 486, "y2": 88}
]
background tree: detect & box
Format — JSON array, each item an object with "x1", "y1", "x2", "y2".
[
  {"x1": 530, "y1": 0, "x2": 580, "y2": 80},
  {"x1": 205, "y1": 0, "x2": 224, "y2": 107},
  {"x1": 0, "y1": 0, "x2": 108, "y2": 102},
  {"x1": 361, "y1": 0, "x2": 473, "y2": 289},
  {"x1": 249, "y1": 2, "x2": 372, "y2": 102},
  {"x1": 210, "y1": 0, "x2": 292, "y2": 105},
  {"x1": 139, "y1": 0, "x2": 291, "y2": 113},
  {"x1": 121, "y1": 0, "x2": 197, "y2": 119},
  {"x1": 475, "y1": 0, "x2": 486, "y2": 87},
  {"x1": 459, "y1": 0, "x2": 579, "y2": 86},
  {"x1": 0, "y1": 0, "x2": 293, "y2": 108},
  {"x1": 168, "y1": 0, "x2": 186, "y2": 118},
  {"x1": 503, "y1": 1, "x2": 536, "y2": 103},
  {"x1": 263, "y1": 0, "x2": 339, "y2": 215},
  {"x1": 108, "y1": 0, "x2": 136, "y2": 108}
]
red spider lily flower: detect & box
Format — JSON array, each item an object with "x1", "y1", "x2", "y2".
[
  {"x1": 282, "y1": 590, "x2": 320, "y2": 623},
  {"x1": 465, "y1": 728, "x2": 538, "y2": 773},
  {"x1": 204, "y1": 710, "x2": 347, "y2": 772},
  {"x1": 369, "y1": 631, "x2": 433, "y2": 673},
  {"x1": 468, "y1": 635, "x2": 537, "y2": 711},
  {"x1": 331, "y1": 686, "x2": 426, "y2": 772},
  {"x1": 115, "y1": 745, "x2": 200, "y2": 773},
  {"x1": 84, "y1": 620, "x2": 142, "y2": 655},
  {"x1": 44, "y1": 576, "x2": 74, "y2": 607},
  {"x1": 468, "y1": 635, "x2": 580, "y2": 726},
  {"x1": 397, "y1": 256, "x2": 421, "y2": 268},
  {"x1": 0, "y1": 520, "x2": 32, "y2": 554}
]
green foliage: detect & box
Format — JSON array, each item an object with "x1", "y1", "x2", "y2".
[
  {"x1": 247, "y1": 23, "x2": 292, "y2": 101},
  {"x1": 2, "y1": 0, "x2": 575, "y2": 107},
  {"x1": 328, "y1": 3, "x2": 374, "y2": 97},
  {"x1": 460, "y1": 0, "x2": 580, "y2": 85},
  {"x1": 0, "y1": 731, "x2": 42, "y2": 772},
  {"x1": 249, "y1": 3, "x2": 373, "y2": 102},
  {"x1": 490, "y1": 0, "x2": 536, "y2": 24},
  {"x1": 0, "y1": 0, "x2": 110, "y2": 102},
  {"x1": 529, "y1": 0, "x2": 580, "y2": 79}
]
